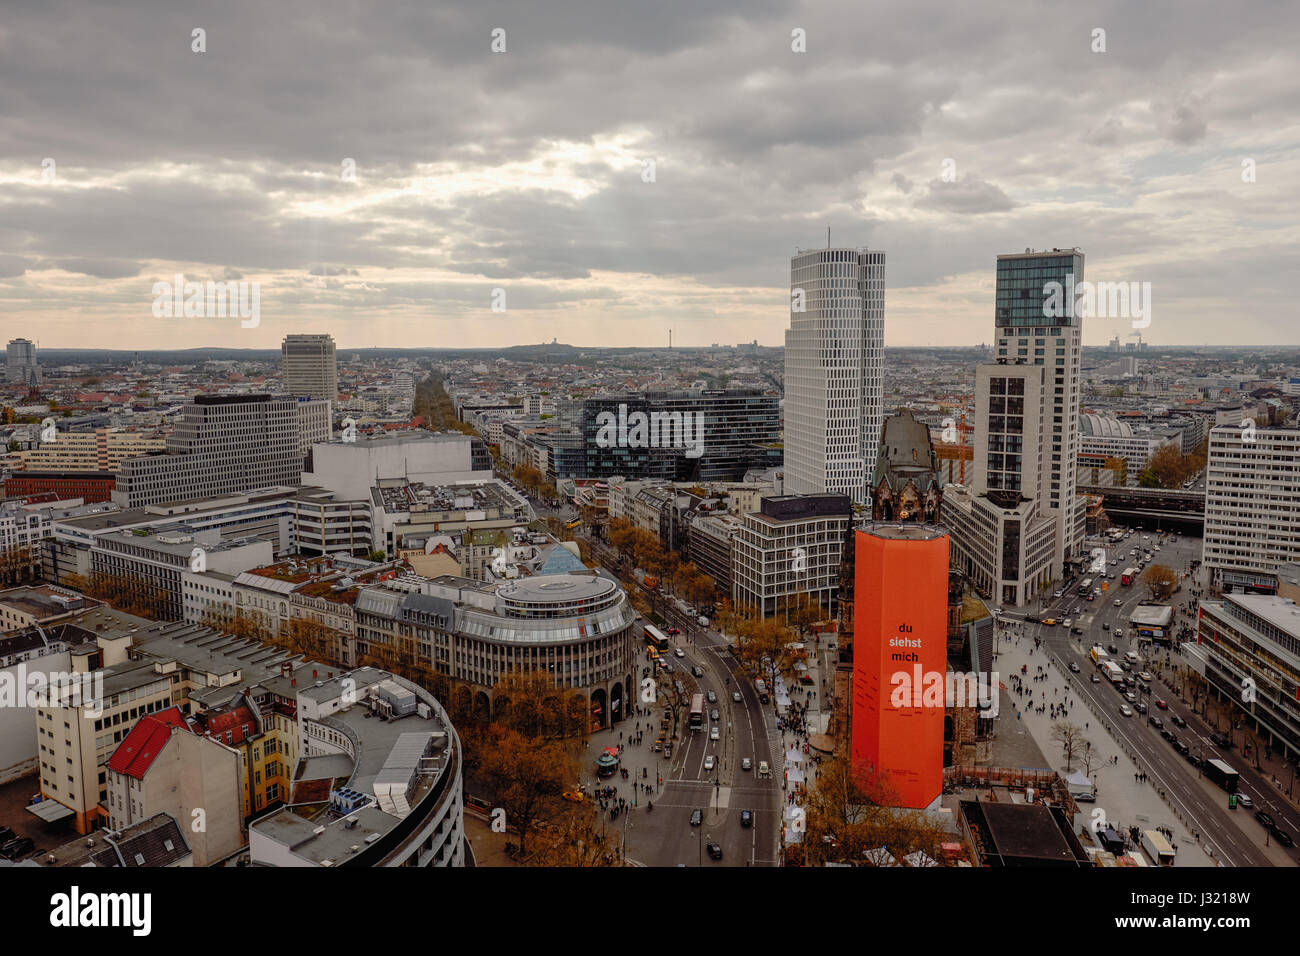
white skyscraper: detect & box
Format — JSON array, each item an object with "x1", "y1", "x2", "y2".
[
  {"x1": 784, "y1": 247, "x2": 885, "y2": 505},
  {"x1": 1203, "y1": 424, "x2": 1300, "y2": 592}
]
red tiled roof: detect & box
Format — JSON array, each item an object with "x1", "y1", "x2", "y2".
[{"x1": 105, "y1": 706, "x2": 188, "y2": 780}]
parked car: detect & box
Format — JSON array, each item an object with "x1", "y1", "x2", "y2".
[
  {"x1": 1135, "y1": 700, "x2": 1148, "y2": 714},
  {"x1": 1272, "y1": 828, "x2": 1294, "y2": 848},
  {"x1": 0, "y1": 837, "x2": 33, "y2": 859},
  {"x1": 1255, "y1": 810, "x2": 1276, "y2": 830},
  {"x1": 1237, "y1": 793, "x2": 1253, "y2": 808},
  {"x1": 1160, "y1": 728, "x2": 1176, "y2": 742}
]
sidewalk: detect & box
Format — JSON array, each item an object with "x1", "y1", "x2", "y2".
[{"x1": 991, "y1": 623, "x2": 1215, "y2": 866}]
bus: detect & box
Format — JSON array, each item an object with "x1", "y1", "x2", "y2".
[
  {"x1": 1078, "y1": 578, "x2": 1093, "y2": 596},
  {"x1": 564, "y1": 518, "x2": 582, "y2": 530},
  {"x1": 688, "y1": 693, "x2": 705, "y2": 731},
  {"x1": 644, "y1": 624, "x2": 669, "y2": 653},
  {"x1": 1121, "y1": 567, "x2": 1138, "y2": 586}
]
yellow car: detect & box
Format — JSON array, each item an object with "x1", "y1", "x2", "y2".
[
  {"x1": 1042, "y1": 618, "x2": 1057, "y2": 626},
  {"x1": 562, "y1": 788, "x2": 585, "y2": 803}
]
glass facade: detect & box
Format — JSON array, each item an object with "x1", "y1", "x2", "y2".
[{"x1": 995, "y1": 252, "x2": 1084, "y2": 329}]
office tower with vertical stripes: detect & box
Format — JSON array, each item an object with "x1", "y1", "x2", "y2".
[{"x1": 784, "y1": 247, "x2": 885, "y2": 506}]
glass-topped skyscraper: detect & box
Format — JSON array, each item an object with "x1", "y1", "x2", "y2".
[{"x1": 993, "y1": 248, "x2": 1086, "y2": 574}]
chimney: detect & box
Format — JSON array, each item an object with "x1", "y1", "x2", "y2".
[{"x1": 291, "y1": 678, "x2": 296, "y2": 687}]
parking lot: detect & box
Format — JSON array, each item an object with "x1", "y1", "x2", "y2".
[{"x1": 0, "y1": 773, "x2": 77, "y2": 862}]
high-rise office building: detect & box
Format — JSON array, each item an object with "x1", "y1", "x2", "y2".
[
  {"x1": 993, "y1": 249, "x2": 1086, "y2": 569},
  {"x1": 6, "y1": 337, "x2": 41, "y2": 386},
  {"x1": 112, "y1": 395, "x2": 302, "y2": 507},
  {"x1": 281, "y1": 334, "x2": 338, "y2": 408},
  {"x1": 1203, "y1": 424, "x2": 1300, "y2": 592},
  {"x1": 784, "y1": 247, "x2": 885, "y2": 505},
  {"x1": 942, "y1": 249, "x2": 1086, "y2": 605}
]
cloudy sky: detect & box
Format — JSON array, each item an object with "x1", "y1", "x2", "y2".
[{"x1": 1, "y1": 0, "x2": 1297, "y2": 351}]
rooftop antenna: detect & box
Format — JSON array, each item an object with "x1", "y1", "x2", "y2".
[{"x1": 827, "y1": 225, "x2": 831, "y2": 248}]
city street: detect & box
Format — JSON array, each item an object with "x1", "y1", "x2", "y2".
[
  {"x1": 1000, "y1": 526, "x2": 1297, "y2": 866},
  {"x1": 578, "y1": 630, "x2": 782, "y2": 866}
]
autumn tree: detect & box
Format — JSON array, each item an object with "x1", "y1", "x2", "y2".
[
  {"x1": 1139, "y1": 442, "x2": 1197, "y2": 489},
  {"x1": 1142, "y1": 563, "x2": 1178, "y2": 602},
  {"x1": 800, "y1": 752, "x2": 956, "y2": 866},
  {"x1": 286, "y1": 617, "x2": 345, "y2": 664},
  {"x1": 492, "y1": 669, "x2": 590, "y2": 741},
  {"x1": 1103, "y1": 456, "x2": 1128, "y2": 486},
  {"x1": 201, "y1": 606, "x2": 275, "y2": 643},
  {"x1": 0, "y1": 545, "x2": 39, "y2": 587},
  {"x1": 733, "y1": 614, "x2": 807, "y2": 690},
  {"x1": 526, "y1": 801, "x2": 623, "y2": 866},
  {"x1": 477, "y1": 725, "x2": 576, "y2": 857},
  {"x1": 84, "y1": 572, "x2": 169, "y2": 620},
  {"x1": 779, "y1": 592, "x2": 825, "y2": 636}
]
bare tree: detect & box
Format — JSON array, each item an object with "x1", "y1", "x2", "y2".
[{"x1": 1051, "y1": 721, "x2": 1089, "y2": 773}]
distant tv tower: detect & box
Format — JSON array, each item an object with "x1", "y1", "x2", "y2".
[{"x1": 669, "y1": 329, "x2": 672, "y2": 349}]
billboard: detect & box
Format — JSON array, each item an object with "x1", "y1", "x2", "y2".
[{"x1": 851, "y1": 526, "x2": 950, "y2": 809}]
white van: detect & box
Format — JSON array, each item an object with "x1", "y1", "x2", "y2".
[{"x1": 1125, "y1": 651, "x2": 1139, "y2": 664}]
